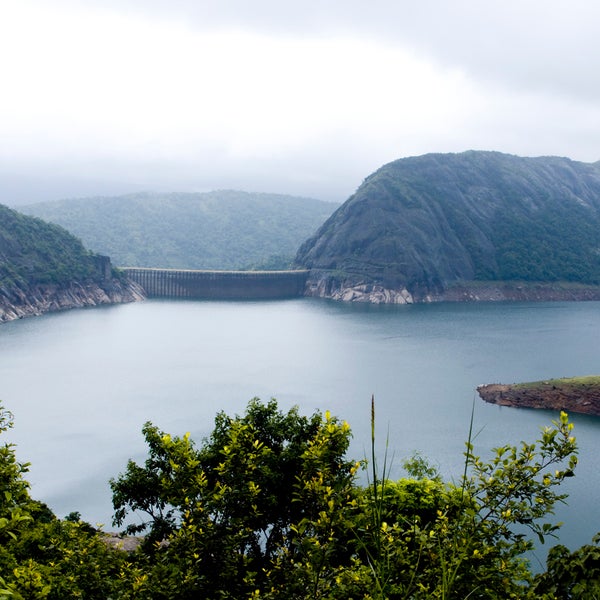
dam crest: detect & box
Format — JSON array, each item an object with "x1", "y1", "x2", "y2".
[{"x1": 123, "y1": 268, "x2": 309, "y2": 300}]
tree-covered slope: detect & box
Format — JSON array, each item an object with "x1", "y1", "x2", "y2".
[
  {"x1": 23, "y1": 191, "x2": 338, "y2": 270},
  {"x1": 0, "y1": 204, "x2": 103, "y2": 287},
  {"x1": 0, "y1": 204, "x2": 143, "y2": 322},
  {"x1": 295, "y1": 151, "x2": 600, "y2": 298}
]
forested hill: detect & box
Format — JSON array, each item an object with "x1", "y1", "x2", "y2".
[
  {"x1": 295, "y1": 151, "x2": 600, "y2": 302},
  {"x1": 0, "y1": 204, "x2": 143, "y2": 322},
  {"x1": 0, "y1": 204, "x2": 102, "y2": 287},
  {"x1": 23, "y1": 191, "x2": 338, "y2": 270}
]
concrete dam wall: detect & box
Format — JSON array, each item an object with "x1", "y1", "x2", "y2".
[{"x1": 123, "y1": 268, "x2": 309, "y2": 300}]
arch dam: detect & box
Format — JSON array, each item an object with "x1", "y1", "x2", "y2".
[{"x1": 123, "y1": 267, "x2": 310, "y2": 300}]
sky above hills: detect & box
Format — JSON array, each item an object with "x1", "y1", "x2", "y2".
[{"x1": 2, "y1": 0, "x2": 600, "y2": 204}]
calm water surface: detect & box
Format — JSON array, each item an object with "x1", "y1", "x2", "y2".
[{"x1": 1, "y1": 298, "x2": 599, "y2": 565}]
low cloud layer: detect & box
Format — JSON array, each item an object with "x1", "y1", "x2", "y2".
[{"x1": 2, "y1": 1, "x2": 599, "y2": 204}]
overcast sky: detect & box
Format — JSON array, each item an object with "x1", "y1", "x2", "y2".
[{"x1": 2, "y1": 0, "x2": 600, "y2": 204}]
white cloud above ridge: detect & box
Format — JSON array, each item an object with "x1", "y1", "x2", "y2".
[{"x1": 2, "y1": 0, "x2": 600, "y2": 203}]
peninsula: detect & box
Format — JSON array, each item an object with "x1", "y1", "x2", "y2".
[{"x1": 477, "y1": 376, "x2": 600, "y2": 416}]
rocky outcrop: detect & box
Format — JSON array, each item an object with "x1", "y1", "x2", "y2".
[
  {"x1": 435, "y1": 282, "x2": 600, "y2": 302},
  {"x1": 0, "y1": 278, "x2": 145, "y2": 323},
  {"x1": 296, "y1": 151, "x2": 600, "y2": 302},
  {"x1": 102, "y1": 533, "x2": 144, "y2": 553},
  {"x1": 304, "y1": 273, "x2": 600, "y2": 304},
  {"x1": 305, "y1": 275, "x2": 415, "y2": 303},
  {"x1": 477, "y1": 379, "x2": 600, "y2": 416}
]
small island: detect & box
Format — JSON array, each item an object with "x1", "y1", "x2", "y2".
[{"x1": 477, "y1": 376, "x2": 600, "y2": 416}]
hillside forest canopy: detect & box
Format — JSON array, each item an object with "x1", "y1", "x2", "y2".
[
  {"x1": 1, "y1": 398, "x2": 599, "y2": 599},
  {"x1": 0, "y1": 204, "x2": 108, "y2": 288},
  {"x1": 22, "y1": 191, "x2": 338, "y2": 271}
]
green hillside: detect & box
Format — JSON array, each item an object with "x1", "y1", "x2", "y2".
[
  {"x1": 0, "y1": 204, "x2": 104, "y2": 288},
  {"x1": 23, "y1": 191, "x2": 338, "y2": 270},
  {"x1": 296, "y1": 151, "x2": 600, "y2": 296},
  {"x1": 0, "y1": 204, "x2": 145, "y2": 323}
]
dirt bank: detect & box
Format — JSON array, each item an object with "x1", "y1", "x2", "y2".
[{"x1": 477, "y1": 378, "x2": 600, "y2": 416}]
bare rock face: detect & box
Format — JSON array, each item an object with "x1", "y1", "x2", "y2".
[
  {"x1": 0, "y1": 203, "x2": 146, "y2": 323},
  {"x1": 477, "y1": 380, "x2": 600, "y2": 416},
  {"x1": 305, "y1": 276, "x2": 414, "y2": 304},
  {"x1": 0, "y1": 278, "x2": 146, "y2": 323},
  {"x1": 296, "y1": 151, "x2": 600, "y2": 303},
  {"x1": 303, "y1": 273, "x2": 600, "y2": 305}
]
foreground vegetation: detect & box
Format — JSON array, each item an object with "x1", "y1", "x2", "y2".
[{"x1": 1, "y1": 399, "x2": 600, "y2": 598}]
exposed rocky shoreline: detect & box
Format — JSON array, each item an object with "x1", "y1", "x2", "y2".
[
  {"x1": 304, "y1": 276, "x2": 600, "y2": 304},
  {"x1": 477, "y1": 378, "x2": 600, "y2": 417},
  {"x1": 3, "y1": 273, "x2": 600, "y2": 322},
  {"x1": 432, "y1": 282, "x2": 600, "y2": 303},
  {"x1": 0, "y1": 278, "x2": 146, "y2": 323}
]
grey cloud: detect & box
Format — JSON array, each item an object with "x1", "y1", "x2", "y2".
[
  {"x1": 7, "y1": 0, "x2": 600, "y2": 205},
  {"x1": 69, "y1": 0, "x2": 600, "y2": 101}
]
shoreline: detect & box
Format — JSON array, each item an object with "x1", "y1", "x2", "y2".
[
  {"x1": 303, "y1": 276, "x2": 600, "y2": 304},
  {"x1": 3, "y1": 274, "x2": 600, "y2": 323},
  {"x1": 477, "y1": 376, "x2": 600, "y2": 417},
  {"x1": 0, "y1": 278, "x2": 146, "y2": 324}
]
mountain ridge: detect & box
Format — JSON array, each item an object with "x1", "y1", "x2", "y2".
[
  {"x1": 23, "y1": 190, "x2": 338, "y2": 271},
  {"x1": 295, "y1": 151, "x2": 600, "y2": 302}
]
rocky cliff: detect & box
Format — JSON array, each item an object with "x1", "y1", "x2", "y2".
[
  {"x1": 0, "y1": 277, "x2": 145, "y2": 323},
  {"x1": 0, "y1": 204, "x2": 145, "y2": 323},
  {"x1": 296, "y1": 151, "x2": 600, "y2": 302}
]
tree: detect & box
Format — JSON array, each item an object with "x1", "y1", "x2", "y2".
[
  {"x1": 0, "y1": 405, "x2": 127, "y2": 600},
  {"x1": 110, "y1": 400, "x2": 581, "y2": 599},
  {"x1": 0, "y1": 396, "x2": 588, "y2": 598},
  {"x1": 334, "y1": 410, "x2": 579, "y2": 599},
  {"x1": 531, "y1": 533, "x2": 600, "y2": 598},
  {"x1": 110, "y1": 398, "x2": 358, "y2": 598}
]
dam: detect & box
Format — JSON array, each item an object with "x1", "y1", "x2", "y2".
[{"x1": 123, "y1": 268, "x2": 310, "y2": 300}]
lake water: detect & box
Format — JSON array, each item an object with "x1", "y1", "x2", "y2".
[{"x1": 1, "y1": 298, "x2": 599, "y2": 567}]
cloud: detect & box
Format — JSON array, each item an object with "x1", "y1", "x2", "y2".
[
  {"x1": 72, "y1": 0, "x2": 600, "y2": 99},
  {"x1": 1, "y1": 0, "x2": 599, "y2": 204}
]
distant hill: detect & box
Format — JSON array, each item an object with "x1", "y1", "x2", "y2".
[
  {"x1": 0, "y1": 204, "x2": 143, "y2": 322},
  {"x1": 295, "y1": 151, "x2": 600, "y2": 302},
  {"x1": 23, "y1": 191, "x2": 338, "y2": 270}
]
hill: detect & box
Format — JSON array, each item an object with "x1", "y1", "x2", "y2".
[
  {"x1": 295, "y1": 151, "x2": 600, "y2": 302},
  {"x1": 0, "y1": 204, "x2": 143, "y2": 322},
  {"x1": 23, "y1": 191, "x2": 338, "y2": 270}
]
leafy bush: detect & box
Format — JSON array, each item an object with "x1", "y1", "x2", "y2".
[
  {"x1": 109, "y1": 400, "x2": 580, "y2": 599},
  {"x1": 1, "y1": 398, "x2": 597, "y2": 598},
  {"x1": 0, "y1": 406, "x2": 127, "y2": 599}
]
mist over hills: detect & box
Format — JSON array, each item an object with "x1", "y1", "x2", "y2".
[
  {"x1": 296, "y1": 151, "x2": 600, "y2": 301},
  {"x1": 9, "y1": 150, "x2": 600, "y2": 308},
  {"x1": 23, "y1": 191, "x2": 338, "y2": 271}
]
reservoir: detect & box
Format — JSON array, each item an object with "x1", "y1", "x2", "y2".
[{"x1": 1, "y1": 298, "x2": 599, "y2": 567}]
